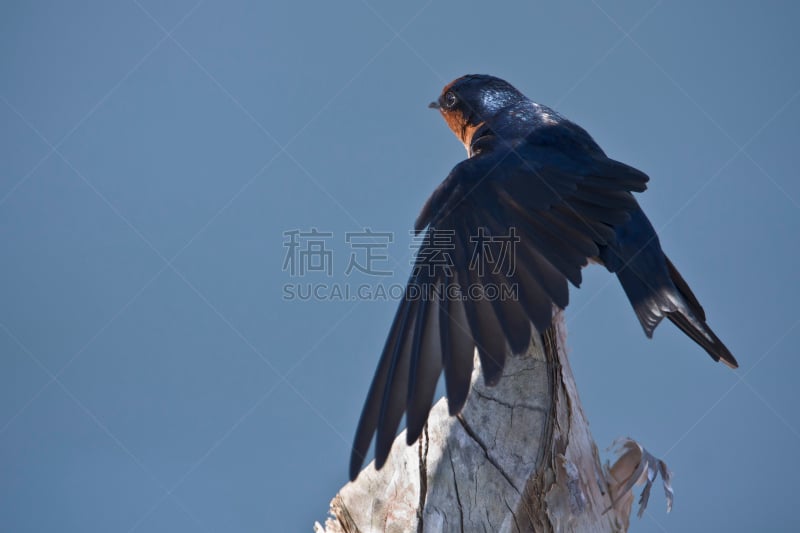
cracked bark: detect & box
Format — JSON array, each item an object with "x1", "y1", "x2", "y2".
[{"x1": 316, "y1": 312, "x2": 638, "y2": 533}]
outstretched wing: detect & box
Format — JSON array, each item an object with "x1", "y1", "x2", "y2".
[{"x1": 349, "y1": 123, "x2": 649, "y2": 480}]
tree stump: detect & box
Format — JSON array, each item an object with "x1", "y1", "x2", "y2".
[{"x1": 316, "y1": 312, "x2": 671, "y2": 533}]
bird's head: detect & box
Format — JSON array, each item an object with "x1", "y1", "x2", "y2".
[{"x1": 429, "y1": 74, "x2": 525, "y2": 149}]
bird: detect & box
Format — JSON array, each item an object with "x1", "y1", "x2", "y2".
[{"x1": 349, "y1": 74, "x2": 737, "y2": 482}]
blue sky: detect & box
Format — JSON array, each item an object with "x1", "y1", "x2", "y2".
[{"x1": 1, "y1": 1, "x2": 799, "y2": 531}]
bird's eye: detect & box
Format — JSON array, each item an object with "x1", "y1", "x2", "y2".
[{"x1": 444, "y1": 91, "x2": 458, "y2": 109}]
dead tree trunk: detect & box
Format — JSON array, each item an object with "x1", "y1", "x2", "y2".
[{"x1": 316, "y1": 312, "x2": 670, "y2": 533}]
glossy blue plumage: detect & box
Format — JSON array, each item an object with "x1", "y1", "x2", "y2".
[{"x1": 350, "y1": 74, "x2": 736, "y2": 481}]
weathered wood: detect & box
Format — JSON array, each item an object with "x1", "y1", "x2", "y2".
[{"x1": 317, "y1": 313, "x2": 662, "y2": 533}]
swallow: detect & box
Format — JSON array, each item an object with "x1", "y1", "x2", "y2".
[{"x1": 349, "y1": 74, "x2": 737, "y2": 481}]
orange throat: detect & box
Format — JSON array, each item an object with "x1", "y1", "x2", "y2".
[{"x1": 442, "y1": 110, "x2": 484, "y2": 153}]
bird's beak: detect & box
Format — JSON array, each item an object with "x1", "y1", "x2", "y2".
[{"x1": 428, "y1": 101, "x2": 440, "y2": 109}]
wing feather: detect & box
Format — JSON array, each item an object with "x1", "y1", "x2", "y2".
[{"x1": 350, "y1": 121, "x2": 649, "y2": 479}]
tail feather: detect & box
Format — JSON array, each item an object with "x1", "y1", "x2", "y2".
[
  {"x1": 664, "y1": 256, "x2": 705, "y2": 321},
  {"x1": 613, "y1": 251, "x2": 738, "y2": 368},
  {"x1": 664, "y1": 255, "x2": 737, "y2": 368},
  {"x1": 666, "y1": 310, "x2": 738, "y2": 368},
  {"x1": 601, "y1": 205, "x2": 737, "y2": 368},
  {"x1": 612, "y1": 255, "x2": 670, "y2": 339}
]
